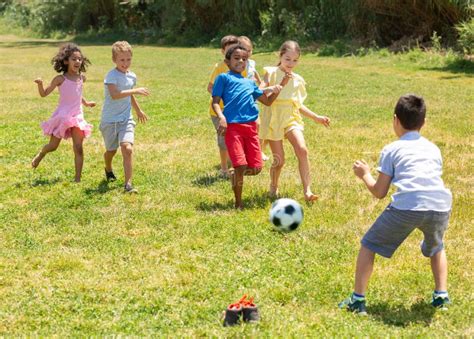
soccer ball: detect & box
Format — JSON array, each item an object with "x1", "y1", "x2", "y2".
[{"x1": 269, "y1": 198, "x2": 303, "y2": 232}]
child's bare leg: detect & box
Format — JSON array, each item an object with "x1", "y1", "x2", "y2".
[
  {"x1": 104, "y1": 149, "x2": 117, "y2": 172},
  {"x1": 268, "y1": 140, "x2": 284, "y2": 197},
  {"x1": 121, "y1": 142, "x2": 133, "y2": 186},
  {"x1": 430, "y1": 249, "x2": 448, "y2": 292},
  {"x1": 219, "y1": 149, "x2": 229, "y2": 174},
  {"x1": 32, "y1": 135, "x2": 61, "y2": 168},
  {"x1": 260, "y1": 139, "x2": 269, "y2": 161},
  {"x1": 354, "y1": 245, "x2": 375, "y2": 296},
  {"x1": 231, "y1": 166, "x2": 246, "y2": 209},
  {"x1": 71, "y1": 128, "x2": 85, "y2": 182},
  {"x1": 287, "y1": 129, "x2": 318, "y2": 201}
]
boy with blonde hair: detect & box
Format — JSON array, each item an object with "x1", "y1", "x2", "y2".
[{"x1": 100, "y1": 41, "x2": 149, "y2": 193}]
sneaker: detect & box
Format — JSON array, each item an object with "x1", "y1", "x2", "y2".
[
  {"x1": 124, "y1": 183, "x2": 138, "y2": 194},
  {"x1": 223, "y1": 303, "x2": 243, "y2": 327},
  {"x1": 338, "y1": 296, "x2": 367, "y2": 315},
  {"x1": 105, "y1": 169, "x2": 116, "y2": 182},
  {"x1": 431, "y1": 293, "x2": 450, "y2": 310},
  {"x1": 242, "y1": 297, "x2": 260, "y2": 323}
]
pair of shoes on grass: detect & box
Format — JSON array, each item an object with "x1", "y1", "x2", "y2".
[
  {"x1": 105, "y1": 169, "x2": 138, "y2": 193},
  {"x1": 338, "y1": 292, "x2": 451, "y2": 315},
  {"x1": 223, "y1": 295, "x2": 260, "y2": 327}
]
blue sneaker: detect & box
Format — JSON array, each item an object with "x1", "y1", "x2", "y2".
[
  {"x1": 431, "y1": 293, "x2": 450, "y2": 310},
  {"x1": 338, "y1": 296, "x2": 367, "y2": 315}
]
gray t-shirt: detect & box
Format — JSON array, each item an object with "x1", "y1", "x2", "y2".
[
  {"x1": 377, "y1": 131, "x2": 452, "y2": 211},
  {"x1": 101, "y1": 68, "x2": 136, "y2": 123}
]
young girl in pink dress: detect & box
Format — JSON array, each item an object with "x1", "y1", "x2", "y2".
[{"x1": 32, "y1": 43, "x2": 95, "y2": 182}]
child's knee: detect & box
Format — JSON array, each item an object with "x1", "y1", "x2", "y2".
[
  {"x1": 295, "y1": 145, "x2": 308, "y2": 158},
  {"x1": 120, "y1": 143, "x2": 133, "y2": 155},
  {"x1": 272, "y1": 155, "x2": 285, "y2": 169}
]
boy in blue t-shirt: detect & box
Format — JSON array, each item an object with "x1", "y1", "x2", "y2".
[
  {"x1": 100, "y1": 41, "x2": 149, "y2": 193},
  {"x1": 212, "y1": 44, "x2": 286, "y2": 209},
  {"x1": 339, "y1": 94, "x2": 452, "y2": 314}
]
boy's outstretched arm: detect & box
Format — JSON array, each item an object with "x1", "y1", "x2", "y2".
[
  {"x1": 353, "y1": 160, "x2": 391, "y2": 199},
  {"x1": 107, "y1": 84, "x2": 149, "y2": 100},
  {"x1": 212, "y1": 96, "x2": 227, "y2": 134},
  {"x1": 258, "y1": 85, "x2": 283, "y2": 106},
  {"x1": 131, "y1": 95, "x2": 148, "y2": 123}
]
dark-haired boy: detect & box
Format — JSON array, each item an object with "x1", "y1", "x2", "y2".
[
  {"x1": 339, "y1": 94, "x2": 452, "y2": 314},
  {"x1": 212, "y1": 45, "x2": 285, "y2": 209},
  {"x1": 207, "y1": 35, "x2": 246, "y2": 178}
]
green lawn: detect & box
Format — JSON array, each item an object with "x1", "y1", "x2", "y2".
[{"x1": 0, "y1": 33, "x2": 473, "y2": 336}]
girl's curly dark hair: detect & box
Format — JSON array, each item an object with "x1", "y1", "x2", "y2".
[{"x1": 51, "y1": 43, "x2": 91, "y2": 73}]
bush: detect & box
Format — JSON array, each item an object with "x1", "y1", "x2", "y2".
[{"x1": 456, "y1": 18, "x2": 474, "y2": 54}]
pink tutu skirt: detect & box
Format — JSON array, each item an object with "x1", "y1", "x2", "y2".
[{"x1": 41, "y1": 113, "x2": 92, "y2": 139}]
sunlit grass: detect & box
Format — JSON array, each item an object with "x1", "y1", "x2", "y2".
[{"x1": 0, "y1": 33, "x2": 473, "y2": 336}]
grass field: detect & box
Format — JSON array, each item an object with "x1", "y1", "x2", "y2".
[{"x1": 0, "y1": 32, "x2": 473, "y2": 336}]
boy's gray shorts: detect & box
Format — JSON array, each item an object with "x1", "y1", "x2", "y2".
[
  {"x1": 211, "y1": 116, "x2": 227, "y2": 151},
  {"x1": 361, "y1": 205, "x2": 450, "y2": 258},
  {"x1": 100, "y1": 120, "x2": 136, "y2": 151}
]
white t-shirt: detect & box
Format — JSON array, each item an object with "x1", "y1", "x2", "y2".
[{"x1": 378, "y1": 131, "x2": 452, "y2": 211}]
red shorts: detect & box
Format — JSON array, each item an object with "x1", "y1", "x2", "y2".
[{"x1": 225, "y1": 122, "x2": 262, "y2": 169}]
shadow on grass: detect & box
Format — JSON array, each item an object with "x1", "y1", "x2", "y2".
[
  {"x1": 192, "y1": 172, "x2": 228, "y2": 187},
  {"x1": 84, "y1": 180, "x2": 114, "y2": 195},
  {"x1": 30, "y1": 178, "x2": 61, "y2": 187},
  {"x1": 196, "y1": 192, "x2": 270, "y2": 211},
  {"x1": 422, "y1": 58, "x2": 474, "y2": 76},
  {"x1": 368, "y1": 299, "x2": 436, "y2": 327}
]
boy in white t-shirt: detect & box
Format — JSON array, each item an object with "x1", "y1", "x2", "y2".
[{"x1": 339, "y1": 94, "x2": 452, "y2": 314}]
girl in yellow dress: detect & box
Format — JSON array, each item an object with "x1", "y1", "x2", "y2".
[{"x1": 259, "y1": 41, "x2": 330, "y2": 201}]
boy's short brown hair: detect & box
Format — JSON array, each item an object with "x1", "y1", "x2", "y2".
[
  {"x1": 220, "y1": 35, "x2": 239, "y2": 50},
  {"x1": 395, "y1": 94, "x2": 426, "y2": 130},
  {"x1": 112, "y1": 41, "x2": 132, "y2": 59}
]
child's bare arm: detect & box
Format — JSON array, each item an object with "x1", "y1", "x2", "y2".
[
  {"x1": 211, "y1": 96, "x2": 227, "y2": 134},
  {"x1": 299, "y1": 105, "x2": 330, "y2": 127},
  {"x1": 34, "y1": 75, "x2": 62, "y2": 97},
  {"x1": 258, "y1": 72, "x2": 270, "y2": 90},
  {"x1": 257, "y1": 85, "x2": 283, "y2": 106},
  {"x1": 207, "y1": 82, "x2": 214, "y2": 94},
  {"x1": 131, "y1": 94, "x2": 148, "y2": 123},
  {"x1": 81, "y1": 97, "x2": 96, "y2": 107},
  {"x1": 107, "y1": 84, "x2": 149, "y2": 100},
  {"x1": 353, "y1": 160, "x2": 391, "y2": 199},
  {"x1": 254, "y1": 70, "x2": 262, "y2": 86}
]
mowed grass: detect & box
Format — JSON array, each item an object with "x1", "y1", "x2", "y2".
[{"x1": 0, "y1": 33, "x2": 473, "y2": 336}]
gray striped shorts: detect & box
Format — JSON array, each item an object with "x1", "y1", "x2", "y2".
[{"x1": 362, "y1": 205, "x2": 450, "y2": 258}]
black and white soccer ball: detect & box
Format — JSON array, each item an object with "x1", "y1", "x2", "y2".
[{"x1": 269, "y1": 198, "x2": 303, "y2": 232}]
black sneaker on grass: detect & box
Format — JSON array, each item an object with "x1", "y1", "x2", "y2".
[
  {"x1": 338, "y1": 296, "x2": 367, "y2": 315},
  {"x1": 105, "y1": 169, "x2": 117, "y2": 182},
  {"x1": 223, "y1": 304, "x2": 242, "y2": 327},
  {"x1": 124, "y1": 183, "x2": 138, "y2": 194},
  {"x1": 431, "y1": 294, "x2": 450, "y2": 310}
]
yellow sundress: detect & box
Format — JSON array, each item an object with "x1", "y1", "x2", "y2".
[{"x1": 259, "y1": 66, "x2": 307, "y2": 141}]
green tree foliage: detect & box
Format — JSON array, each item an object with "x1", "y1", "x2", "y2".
[{"x1": 1, "y1": 0, "x2": 472, "y2": 49}]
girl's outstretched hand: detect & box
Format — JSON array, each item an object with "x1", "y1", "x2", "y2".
[
  {"x1": 315, "y1": 115, "x2": 331, "y2": 127},
  {"x1": 34, "y1": 78, "x2": 43, "y2": 85}
]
